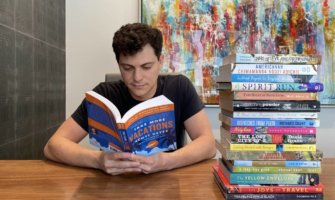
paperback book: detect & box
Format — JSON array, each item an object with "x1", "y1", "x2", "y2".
[
  {"x1": 217, "y1": 82, "x2": 323, "y2": 92},
  {"x1": 222, "y1": 53, "x2": 321, "y2": 65},
  {"x1": 216, "y1": 140, "x2": 323, "y2": 161},
  {"x1": 218, "y1": 158, "x2": 320, "y2": 185},
  {"x1": 212, "y1": 164, "x2": 324, "y2": 194},
  {"x1": 85, "y1": 91, "x2": 177, "y2": 156}
]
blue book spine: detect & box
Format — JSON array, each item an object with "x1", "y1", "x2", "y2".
[
  {"x1": 230, "y1": 118, "x2": 320, "y2": 127},
  {"x1": 230, "y1": 74, "x2": 317, "y2": 83},
  {"x1": 233, "y1": 160, "x2": 321, "y2": 167}
]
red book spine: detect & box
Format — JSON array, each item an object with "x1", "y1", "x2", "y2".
[{"x1": 212, "y1": 164, "x2": 324, "y2": 193}]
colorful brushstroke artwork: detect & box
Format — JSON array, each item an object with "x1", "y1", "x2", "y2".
[{"x1": 141, "y1": 0, "x2": 335, "y2": 105}]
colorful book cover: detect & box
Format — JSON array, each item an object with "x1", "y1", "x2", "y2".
[
  {"x1": 217, "y1": 82, "x2": 323, "y2": 92},
  {"x1": 222, "y1": 125, "x2": 316, "y2": 135},
  {"x1": 222, "y1": 128, "x2": 316, "y2": 144},
  {"x1": 219, "y1": 91, "x2": 318, "y2": 101},
  {"x1": 219, "y1": 74, "x2": 317, "y2": 83},
  {"x1": 212, "y1": 164, "x2": 324, "y2": 194},
  {"x1": 216, "y1": 140, "x2": 323, "y2": 161},
  {"x1": 222, "y1": 138, "x2": 316, "y2": 152},
  {"x1": 219, "y1": 100, "x2": 320, "y2": 113},
  {"x1": 218, "y1": 158, "x2": 320, "y2": 185},
  {"x1": 224, "y1": 160, "x2": 321, "y2": 174},
  {"x1": 85, "y1": 91, "x2": 177, "y2": 156},
  {"x1": 232, "y1": 160, "x2": 321, "y2": 168},
  {"x1": 222, "y1": 53, "x2": 321, "y2": 65},
  {"x1": 224, "y1": 111, "x2": 318, "y2": 119},
  {"x1": 219, "y1": 113, "x2": 320, "y2": 127}
]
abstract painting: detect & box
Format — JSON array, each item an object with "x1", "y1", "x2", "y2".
[{"x1": 141, "y1": 0, "x2": 335, "y2": 105}]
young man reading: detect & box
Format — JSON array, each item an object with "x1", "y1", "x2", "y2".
[{"x1": 44, "y1": 23, "x2": 216, "y2": 175}]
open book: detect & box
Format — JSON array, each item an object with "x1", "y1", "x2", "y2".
[{"x1": 85, "y1": 91, "x2": 177, "y2": 156}]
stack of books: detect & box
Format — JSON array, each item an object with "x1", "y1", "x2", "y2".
[{"x1": 213, "y1": 53, "x2": 324, "y2": 200}]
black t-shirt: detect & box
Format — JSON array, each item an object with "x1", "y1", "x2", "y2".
[{"x1": 71, "y1": 74, "x2": 204, "y2": 148}]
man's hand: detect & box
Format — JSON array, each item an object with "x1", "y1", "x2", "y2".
[
  {"x1": 99, "y1": 152, "x2": 142, "y2": 175},
  {"x1": 132, "y1": 152, "x2": 169, "y2": 174}
]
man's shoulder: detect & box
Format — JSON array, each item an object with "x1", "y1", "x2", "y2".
[{"x1": 93, "y1": 80, "x2": 126, "y2": 95}]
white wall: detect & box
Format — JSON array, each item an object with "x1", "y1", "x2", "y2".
[{"x1": 66, "y1": 0, "x2": 334, "y2": 157}]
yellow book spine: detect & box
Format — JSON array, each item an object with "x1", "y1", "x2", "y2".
[
  {"x1": 283, "y1": 144, "x2": 316, "y2": 151},
  {"x1": 229, "y1": 144, "x2": 276, "y2": 151}
]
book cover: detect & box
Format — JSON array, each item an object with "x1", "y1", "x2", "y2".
[
  {"x1": 219, "y1": 113, "x2": 320, "y2": 127},
  {"x1": 216, "y1": 140, "x2": 323, "y2": 161},
  {"x1": 218, "y1": 158, "x2": 320, "y2": 185},
  {"x1": 217, "y1": 82, "x2": 324, "y2": 92},
  {"x1": 217, "y1": 74, "x2": 317, "y2": 83},
  {"x1": 219, "y1": 91, "x2": 318, "y2": 101},
  {"x1": 221, "y1": 128, "x2": 316, "y2": 144},
  {"x1": 222, "y1": 53, "x2": 321, "y2": 65},
  {"x1": 85, "y1": 91, "x2": 177, "y2": 156},
  {"x1": 212, "y1": 164, "x2": 324, "y2": 194},
  {"x1": 232, "y1": 160, "x2": 321, "y2": 168},
  {"x1": 222, "y1": 111, "x2": 318, "y2": 119},
  {"x1": 219, "y1": 100, "x2": 320, "y2": 113},
  {"x1": 224, "y1": 159, "x2": 321, "y2": 174},
  {"x1": 222, "y1": 125, "x2": 316, "y2": 135},
  {"x1": 222, "y1": 138, "x2": 316, "y2": 152}
]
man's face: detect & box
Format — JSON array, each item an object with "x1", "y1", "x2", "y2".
[{"x1": 118, "y1": 44, "x2": 161, "y2": 101}]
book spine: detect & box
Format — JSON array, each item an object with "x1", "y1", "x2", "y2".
[
  {"x1": 230, "y1": 74, "x2": 317, "y2": 83},
  {"x1": 213, "y1": 164, "x2": 324, "y2": 193},
  {"x1": 227, "y1": 143, "x2": 316, "y2": 152},
  {"x1": 230, "y1": 64, "x2": 318, "y2": 75},
  {"x1": 230, "y1": 166, "x2": 321, "y2": 174},
  {"x1": 226, "y1": 193, "x2": 323, "y2": 200},
  {"x1": 229, "y1": 134, "x2": 316, "y2": 144},
  {"x1": 216, "y1": 140, "x2": 323, "y2": 161},
  {"x1": 233, "y1": 160, "x2": 321, "y2": 167},
  {"x1": 219, "y1": 114, "x2": 320, "y2": 127},
  {"x1": 232, "y1": 91, "x2": 318, "y2": 100},
  {"x1": 228, "y1": 126, "x2": 317, "y2": 134},
  {"x1": 231, "y1": 112, "x2": 318, "y2": 119},
  {"x1": 219, "y1": 159, "x2": 320, "y2": 185},
  {"x1": 223, "y1": 53, "x2": 321, "y2": 64},
  {"x1": 230, "y1": 82, "x2": 323, "y2": 92},
  {"x1": 232, "y1": 100, "x2": 320, "y2": 112}
]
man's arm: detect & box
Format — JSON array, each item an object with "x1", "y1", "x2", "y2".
[
  {"x1": 44, "y1": 117, "x2": 142, "y2": 175},
  {"x1": 134, "y1": 109, "x2": 216, "y2": 173}
]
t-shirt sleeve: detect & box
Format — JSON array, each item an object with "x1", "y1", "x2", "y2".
[
  {"x1": 71, "y1": 83, "x2": 107, "y2": 132},
  {"x1": 179, "y1": 75, "x2": 204, "y2": 122}
]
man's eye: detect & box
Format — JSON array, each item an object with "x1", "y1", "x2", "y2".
[{"x1": 122, "y1": 66, "x2": 132, "y2": 71}]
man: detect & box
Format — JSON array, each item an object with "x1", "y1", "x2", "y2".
[{"x1": 44, "y1": 23, "x2": 216, "y2": 175}]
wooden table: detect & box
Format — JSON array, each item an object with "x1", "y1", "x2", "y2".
[{"x1": 0, "y1": 158, "x2": 334, "y2": 200}]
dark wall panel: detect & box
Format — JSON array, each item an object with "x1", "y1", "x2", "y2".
[{"x1": 0, "y1": 0, "x2": 65, "y2": 159}]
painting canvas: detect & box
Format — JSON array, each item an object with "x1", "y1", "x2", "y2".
[{"x1": 141, "y1": 0, "x2": 335, "y2": 105}]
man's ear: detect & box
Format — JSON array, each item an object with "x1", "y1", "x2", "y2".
[{"x1": 159, "y1": 55, "x2": 163, "y2": 68}]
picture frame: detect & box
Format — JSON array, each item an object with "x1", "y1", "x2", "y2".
[{"x1": 140, "y1": 0, "x2": 335, "y2": 106}]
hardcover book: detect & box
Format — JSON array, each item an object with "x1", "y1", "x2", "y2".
[
  {"x1": 217, "y1": 82, "x2": 324, "y2": 92},
  {"x1": 216, "y1": 74, "x2": 317, "y2": 83},
  {"x1": 217, "y1": 64, "x2": 318, "y2": 83},
  {"x1": 218, "y1": 158, "x2": 320, "y2": 185},
  {"x1": 222, "y1": 53, "x2": 321, "y2": 65},
  {"x1": 218, "y1": 91, "x2": 318, "y2": 101},
  {"x1": 219, "y1": 100, "x2": 321, "y2": 113},
  {"x1": 222, "y1": 125, "x2": 316, "y2": 135},
  {"x1": 221, "y1": 127, "x2": 317, "y2": 144},
  {"x1": 212, "y1": 164, "x2": 324, "y2": 194},
  {"x1": 222, "y1": 137, "x2": 316, "y2": 152},
  {"x1": 85, "y1": 91, "x2": 177, "y2": 156},
  {"x1": 216, "y1": 140, "x2": 323, "y2": 161},
  {"x1": 219, "y1": 113, "x2": 320, "y2": 127}
]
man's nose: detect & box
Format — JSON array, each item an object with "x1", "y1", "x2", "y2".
[{"x1": 133, "y1": 69, "x2": 143, "y2": 81}]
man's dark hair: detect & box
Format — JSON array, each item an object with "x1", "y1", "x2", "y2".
[{"x1": 112, "y1": 23, "x2": 163, "y2": 63}]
